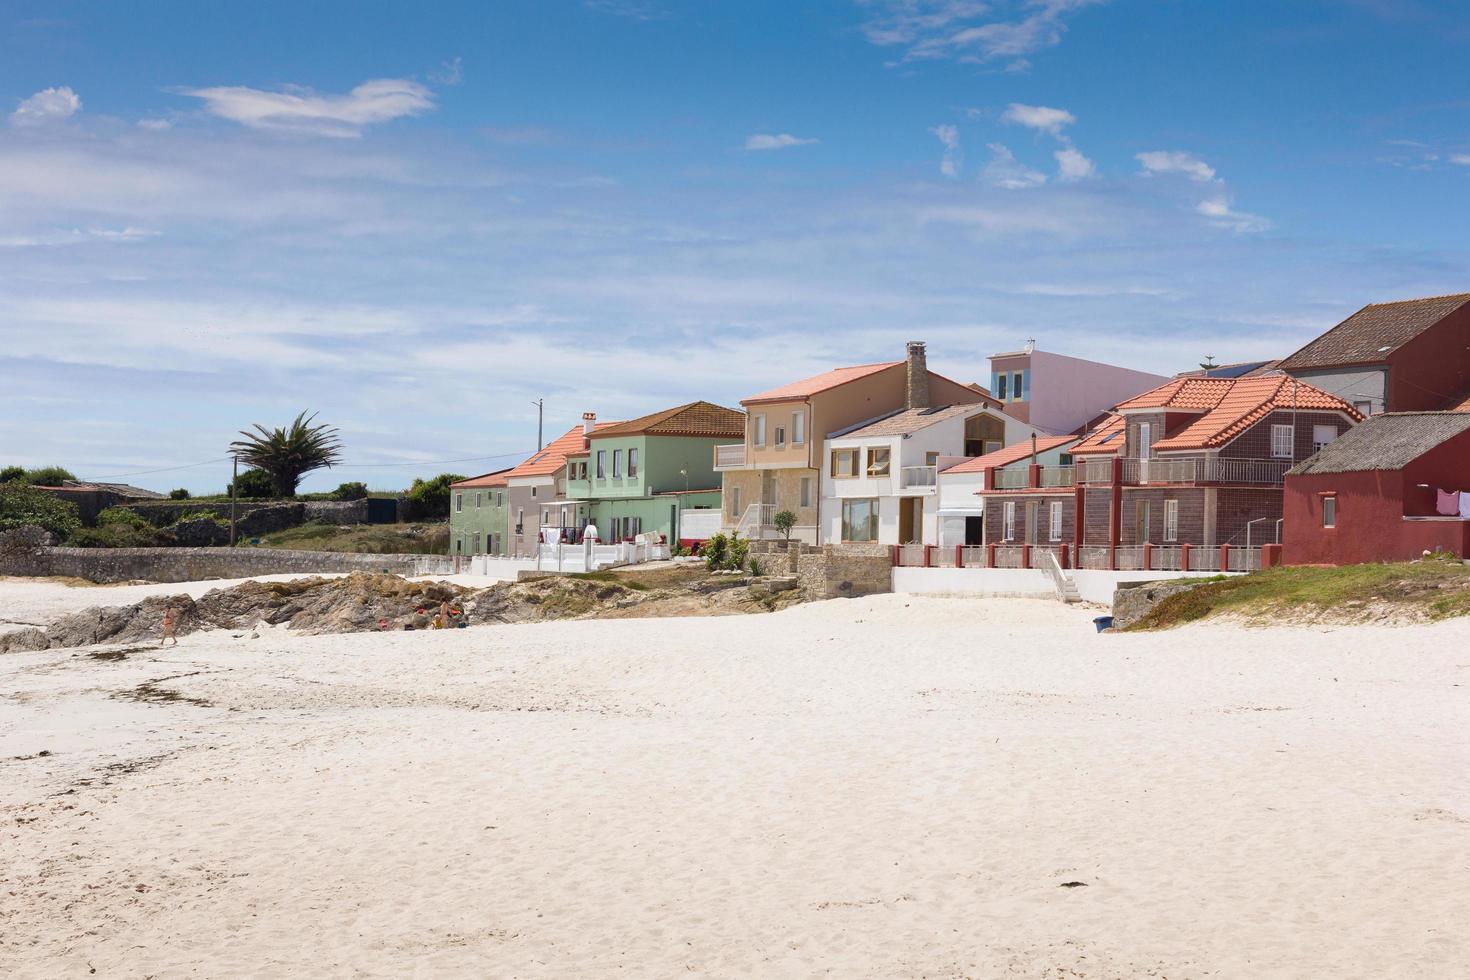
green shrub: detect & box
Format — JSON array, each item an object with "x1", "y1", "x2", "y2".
[
  {"x1": 703, "y1": 532, "x2": 729, "y2": 571},
  {"x1": 0, "y1": 481, "x2": 81, "y2": 540},
  {"x1": 403, "y1": 473, "x2": 468, "y2": 521},
  {"x1": 332, "y1": 481, "x2": 369, "y2": 501},
  {"x1": 773, "y1": 510, "x2": 796, "y2": 540},
  {"x1": 728, "y1": 531, "x2": 750, "y2": 571},
  {"x1": 22, "y1": 465, "x2": 77, "y2": 487},
  {"x1": 229, "y1": 467, "x2": 274, "y2": 499},
  {"x1": 169, "y1": 488, "x2": 191, "y2": 500},
  {"x1": 749, "y1": 557, "x2": 764, "y2": 577},
  {"x1": 0, "y1": 466, "x2": 25, "y2": 483}
]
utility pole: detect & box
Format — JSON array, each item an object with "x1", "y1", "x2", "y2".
[
  {"x1": 531, "y1": 398, "x2": 544, "y2": 450},
  {"x1": 229, "y1": 454, "x2": 238, "y2": 547}
]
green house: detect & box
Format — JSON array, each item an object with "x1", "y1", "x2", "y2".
[
  {"x1": 564, "y1": 401, "x2": 743, "y2": 543},
  {"x1": 447, "y1": 470, "x2": 512, "y2": 556}
]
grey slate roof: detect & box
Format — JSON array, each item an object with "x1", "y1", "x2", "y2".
[
  {"x1": 833, "y1": 404, "x2": 981, "y2": 438},
  {"x1": 1278, "y1": 293, "x2": 1470, "y2": 371},
  {"x1": 1287, "y1": 412, "x2": 1470, "y2": 475}
]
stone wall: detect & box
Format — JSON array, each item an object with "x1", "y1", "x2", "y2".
[
  {"x1": 0, "y1": 545, "x2": 428, "y2": 584},
  {"x1": 795, "y1": 543, "x2": 892, "y2": 600},
  {"x1": 125, "y1": 498, "x2": 370, "y2": 529}
]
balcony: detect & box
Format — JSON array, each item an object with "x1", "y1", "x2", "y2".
[
  {"x1": 1038, "y1": 465, "x2": 1074, "y2": 488},
  {"x1": 713, "y1": 443, "x2": 747, "y2": 470},
  {"x1": 1078, "y1": 458, "x2": 1114, "y2": 485},
  {"x1": 1121, "y1": 457, "x2": 1290, "y2": 486},
  {"x1": 994, "y1": 467, "x2": 1030, "y2": 489},
  {"x1": 899, "y1": 465, "x2": 937, "y2": 491}
]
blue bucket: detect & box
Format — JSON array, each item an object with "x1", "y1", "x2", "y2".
[{"x1": 1092, "y1": 616, "x2": 1114, "y2": 633}]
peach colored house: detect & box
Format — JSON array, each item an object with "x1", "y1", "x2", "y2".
[{"x1": 715, "y1": 341, "x2": 992, "y2": 543}]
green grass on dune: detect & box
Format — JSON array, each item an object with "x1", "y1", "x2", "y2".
[
  {"x1": 241, "y1": 522, "x2": 449, "y2": 555},
  {"x1": 1127, "y1": 560, "x2": 1470, "y2": 630}
]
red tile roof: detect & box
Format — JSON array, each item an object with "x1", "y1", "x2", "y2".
[
  {"x1": 1118, "y1": 376, "x2": 1362, "y2": 452},
  {"x1": 945, "y1": 435, "x2": 1078, "y2": 474},
  {"x1": 589, "y1": 400, "x2": 745, "y2": 439},
  {"x1": 450, "y1": 469, "x2": 512, "y2": 489},
  {"x1": 504, "y1": 422, "x2": 622, "y2": 479},
  {"x1": 742, "y1": 361, "x2": 901, "y2": 405},
  {"x1": 1069, "y1": 414, "x2": 1126, "y2": 455}
]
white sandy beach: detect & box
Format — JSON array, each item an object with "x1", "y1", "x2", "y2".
[{"x1": 3, "y1": 578, "x2": 1468, "y2": 978}]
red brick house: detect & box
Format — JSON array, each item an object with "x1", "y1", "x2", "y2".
[
  {"x1": 966, "y1": 376, "x2": 1362, "y2": 571},
  {"x1": 1284, "y1": 412, "x2": 1470, "y2": 564},
  {"x1": 1278, "y1": 293, "x2": 1470, "y2": 416}
]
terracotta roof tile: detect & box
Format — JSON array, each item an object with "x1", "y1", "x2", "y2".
[
  {"x1": 450, "y1": 469, "x2": 513, "y2": 489},
  {"x1": 1135, "y1": 376, "x2": 1362, "y2": 451},
  {"x1": 1278, "y1": 293, "x2": 1470, "y2": 371},
  {"x1": 503, "y1": 422, "x2": 622, "y2": 479},
  {"x1": 945, "y1": 435, "x2": 1078, "y2": 474},
  {"x1": 742, "y1": 362, "x2": 901, "y2": 404},
  {"x1": 589, "y1": 401, "x2": 745, "y2": 439},
  {"x1": 1069, "y1": 414, "x2": 1126, "y2": 455}
]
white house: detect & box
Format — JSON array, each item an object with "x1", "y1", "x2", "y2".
[
  {"x1": 934, "y1": 434, "x2": 1084, "y2": 549},
  {"x1": 819, "y1": 403, "x2": 1041, "y2": 547}
]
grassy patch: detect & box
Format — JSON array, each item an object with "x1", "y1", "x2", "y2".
[
  {"x1": 242, "y1": 522, "x2": 448, "y2": 554},
  {"x1": 568, "y1": 570, "x2": 651, "y2": 591},
  {"x1": 1128, "y1": 561, "x2": 1470, "y2": 630}
]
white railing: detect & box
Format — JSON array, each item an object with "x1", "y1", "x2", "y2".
[
  {"x1": 994, "y1": 467, "x2": 1029, "y2": 490},
  {"x1": 959, "y1": 545, "x2": 988, "y2": 568},
  {"x1": 1078, "y1": 546, "x2": 1111, "y2": 570},
  {"x1": 735, "y1": 503, "x2": 776, "y2": 537},
  {"x1": 1152, "y1": 545, "x2": 1185, "y2": 571},
  {"x1": 1040, "y1": 549, "x2": 1080, "y2": 602},
  {"x1": 900, "y1": 465, "x2": 937, "y2": 489},
  {"x1": 1114, "y1": 545, "x2": 1145, "y2": 570},
  {"x1": 1078, "y1": 458, "x2": 1114, "y2": 484},
  {"x1": 713, "y1": 443, "x2": 747, "y2": 469},
  {"x1": 1123, "y1": 457, "x2": 1197, "y2": 485},
  {"x1": 1210, "y1": 459, "x2": 1291, "y2": 485},
  {"x1": 1031, "y1": 546, "x2": 1062, "y2": 568},
  {"x1": 932, "y1": 545, "x2": 959, "y2": 567},
  {"x1": 993, "y1": 545, "x2": 1025, "y2": 568},
  {"x1": 1118, "y1": 457, "x2": 1291, "y2": 486},
  {"x1": 1038, "y1": 465, "x2": 1074, "y2": 488},
  {"x1": 896, "y1": 544, "x2": 927, "y2": 567},
  {"x1": 1227, "y1": 546, "x2": 1262, "y2": 572},
  {"x1": 1188, "y1": 548, "x2": 1220, "y2": 571}
]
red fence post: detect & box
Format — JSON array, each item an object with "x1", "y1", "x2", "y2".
[
  {"x1": 923, "y1": 545, "x2": 934, "y2": 568},
  {"x1": 890, "y1": 544, "x2": 901, "y2": 566},
  {"x1": 987, "y1": 542, "x2": 997, "y2": 568},
  {"x1": 1142, "y1": 542, "x2": 1153, "y2": 571},
  {"x1": 1108, "y1": 544, "x2": 1117, "y2": 571},
  {"x1": 1261, "y1": 543, "x2": 1282, "y2": 568},
  {"x1": 955, "y1": 544, "x2": 964, "y2": 568},
  {"x1": 1181, "y1": 542, "x2": 1192, "y2": 571},
  {"x1": 1060, "y1": 543, "x2": 1070, "y2": 569},
  {"x1": 1022, "y1": 544, "x2": 1032, "y2": 569},
  {"x1": 1219, "y1": 543, "x2": 1231, "y2": 571}
]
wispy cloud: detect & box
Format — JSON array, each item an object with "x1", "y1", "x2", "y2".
[
  {"x1": 1136, "y1": 150, "x2": 1217, "y2": 182},
  {"x1": 859, "y1": 0, "x2": 1108, "y2": 68},
  {"x1": 585, "y1": 0, "x2": 669, "y2": 20},
  {"x1": 10, "y1": 86, "x2": 81, "y2": 127},
  {"x1": 1000, "y1": 102, "x2": 1075, "y2": 134},
  {"x1": 744, "y1": 133, "x2": 819, "y2": 151},
  {"x1": 982, "y1": 142, "x2": 1046, "y2": 188},
  {"x1": 430, "y1": 57, "x2": 464, "y2": 86},
  {"x1": 929, "y1": 124, "x2": 961, "y2": 177},
  {"x1": 1054, "y1": 146, "x2": 1095, "y2": 182},
  {"x1": 1197, "y1": 196, "x2": 1271, "y2": 233},
  {"x1": 180, "y1": 78, "x2": 434, "y2": 138}
]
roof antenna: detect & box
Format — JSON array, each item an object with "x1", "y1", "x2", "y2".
[{"x1": 1024, "y1": 338, "x2": 1036, "y2": 354}]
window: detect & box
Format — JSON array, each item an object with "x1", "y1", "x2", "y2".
[
  {"x1": 1312, "y1": 425, "x2": 1338, "y2": 454},
  {"x1": 531, "y1": 486, "x2": 538, "y2": 498},
  {"x1": 752, "y1": 415, "x2": 767, "y2": 447},
  {"x1": 799, "y1": 476, "x2": 812, "y2": 508},
  {"x1": 774, "y1": 425, "x2": 786, "y2": 447},
  {"x1": 542, "y1": 508, "x2": 551, "y2": 525},
  {"x1": 516, "y1": 508, "x2": 524, "y2": 532},
  {"x1": 730, "y1": 485, "x2": 742, "y2": 518},
  {"x1": 1011, "y1": 370, "x2": 1025, "y2": 401},
  {"x1": 792, "y1": 411, "x2": 805, "y2": 445},
  {"x1": 473, "y1": 532, "x2": 481, "y2": 553},
  {"x1": 1164, "y1": 499, "x2": 1179, "y2": 542},
  {"x1": 841, "y1": 498, "x2": 880, "y2": 542},
  {"x1": 596, "y1": 450, "x2": 606, "y2": 479},
  {"x1": 866, "y1": 447, "x2": 891, "y2": 477},
  {"x1": 996, "y1": 373, "x2": 1009, "y2": 400},
  {"x1": 1003, "y1": 501, "x2": 1016, "y2": 541},
  {"x1": 475, "y1": 492, "x2": 482, "y2": 509},
  {"x1": 455, "y1": 492, "x2": 462, "y2": 512},
  {"x1": 1137, "y1": 421, "x2": 1152, "y2": 458},
  {"x1": 926, "y1": 451, "x2": 941, "y2": 467},
  {"x1": 613, "y1": 449, "x2": 623, "y2": 478},
  {"x1": 831, "y1": 449, "x2": 858, "y2": 478},
  {"x1": 1049, "y1": 501, "x2": 1064, "y2": 542},
  {"x1": 495, "y1": 491, "x2": 503, "y2": 507},
  {"x1": 1271, "y1": 424, "x2": 1294, "y2": 458},
  {"x1": 1322, "y1": 495, "x2": 1337, "y2": 528},
  {"x1": 1354, "y1": 400, "x2": 1373, "y2": 417},
  {"x1": 628, "y1": 449, "x2": 638, "y2": 478}
]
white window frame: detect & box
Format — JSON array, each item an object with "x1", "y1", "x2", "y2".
[
  {"x1": 1323, "y1": 495, "x2": 1336, "y2": 528},
  {"x1": 1164, "y1": 499, "x2": 1179, "y2": 542},
  {"x1": 613, "y1": 449, "x2": 623, "y2": 478},
  {"x1": 1003, "y1": 500, "x2": 1016, "y2": 541},
  {"x1": 1312, "y1": 425, "x2": 1337, "y2": 454},
  {"x1": 475, "y1": 492, "x2": 482, "y2": 509},
  {"x1": 596, "y1": 450, "x2": 606, "y2": 479},
  {"x1": 792, "y1": 411, "x2": 805, "y2": 445},
  {"x1": 455, "y1": 492, "x2": 462, "y2": 512},
  {"x1": 1049, "y1": 501, "x2": 1063, "y2": 542},
  {"x1": 799, "y1": 476, "x2": 812, "y2": 508},
  {"x1": 752, "y1": 414, "x2": 767, "y2": 447},
  {"x1": 1271, "y1": 423, "x2": 1294, "y2": 459},
  {"x1": 730, "y1": 485, "x2": 742, "y2": 518},
  {"x1": 1137, "y1": 421, "x2": 1152, "y2": 459},
  {"x1": 774, "y1": 425, "x2": 786, "y2": 447},
  {"x1": 628, "y1": 448, "x2": 638, "y2": 478}
]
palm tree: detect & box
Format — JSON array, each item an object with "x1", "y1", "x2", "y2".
[{"x1": 230, "y1": 411, "x2": 345, "y2": 498}]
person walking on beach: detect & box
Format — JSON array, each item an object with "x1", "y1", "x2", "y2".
[{"x1": 160, "y1": 606, "x2": 178, "y2": 647}]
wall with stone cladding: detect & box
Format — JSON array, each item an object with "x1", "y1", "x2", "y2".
[
  {"x1": 796, "y1": 543, "x2": 892, "y2": 599},
  {"x1": 0, "y1": 546, "x2": 427, "y2": 584},
  {"x1": 127, "y1": 499, "x2": 369, "y2": 528}
]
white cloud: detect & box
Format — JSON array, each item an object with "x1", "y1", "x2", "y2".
[
  {"x1": 137, "y1": 118, "x2": 172, "y2": 131},
  {"x1": 1197, "y1": 196, "x2": 1270, "y2": 233},
  {"x1": 929, "y1": 124, "x2": 961, "y2": 177},
  {"x1": 982, "y1": 142, "x2": 1046, "y2": 189},
  {"x1": 1136, "y1": 150, "x2": 1217, "y2": 182},
  {"x1": 10, "y1": 86, "x2": 81, "y2": 127},
  {"x1": 1450, "y1": 154, "x2": 1470, "y2": 166},
  {"x1": 430, "y1": 57, "x2": 464, "y2": 86},
  {"x1": 1054, "y1": 146, "x2": 1095, "y2": 181},
  {"x1": 1001, "y1": 102, "x2": 1075, "y2": 134},
  {"x1": 744, "y1": 133, "x2": 818, "y2": 151},
  {"x1": 181, "y1": 78, "x2": 434, "y2": 138},
  {"x1": 860, "y1": 0, "x2": 1108, "y2": 66}
]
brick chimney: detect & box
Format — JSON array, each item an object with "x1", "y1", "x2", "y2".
[
  {"x1": 582, "y1": 412, "x2": 597, "y2": 435},
  {"x1": 905, "y1": 341, "x2": 929, "y2": 410}
]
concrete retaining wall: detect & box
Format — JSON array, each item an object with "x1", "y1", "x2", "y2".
[
  {"x1": 891, "y1": 566, "x2": 1234, "y2": 605},
  {"x1": 0, "y1": 546, "x2": 430, "y2": 584}
]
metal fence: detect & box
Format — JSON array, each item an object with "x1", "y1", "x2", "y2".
[
  {"x1": 1038, "y1": 465, "x2": 1074, "y2": 488},
  {"x1": 1113, "y1": 545, "x2": 1145, "y2": 570},
  {"x1": 1151, "y1": 545, "x2": 1185, "y2": 570},
  {"x1": 1188, "y1": 548, "x2": 1220, "y2": 571},
  {"x1": 896, "y1": 544, "x2": 928, "y2": 567},
  {"x1": 1078, "y1": 546, "x2": 1111, "y2": 569},
  {"x1": 994, "y1": 467, "x2": 1030, "y2": 490},
  {"x1": 1226, "y1": 546, "x2": 1262, "y2": 572},
  {"x1": 992, "y1": 545, "x2": 1025, "y2": 568},
  {"x1": 959, "y1": 546, "x2": 988, "y2": 568}
]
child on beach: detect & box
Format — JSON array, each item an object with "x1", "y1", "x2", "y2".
[{"x1": 160, "y1": 606, "x2": 178, "y2": 647}]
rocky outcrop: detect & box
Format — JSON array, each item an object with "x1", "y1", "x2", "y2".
[
  {"x1": 0, "y1": 628, "x2": 50, "y2": 654},
  {"x1": 1111, "y1": 579, "x2": 1207, "y2": 630}
]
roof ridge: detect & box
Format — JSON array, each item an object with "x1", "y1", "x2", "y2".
[{"x1": 1364, "y1": 291, "x2": 1470, "y2": 306}]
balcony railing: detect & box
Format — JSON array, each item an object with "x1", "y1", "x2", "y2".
[
  {"x1": 1078, "y1": 458, "x2": 1114, "y2": 485},
  {"x1": 900, "y1": 465, "x2": 937, "y2": 489},
  {"x1": 1119, "y1": 457, "x2": 1290, "y2": 486},
  {"x1": 713, "y1": 443, "x2": 747, "y2": 469},
  {"x1": 895, "y1": 544, "x2": 928, "y2": 567},
  {"x1": 992, "y1": 545, "x2": 1025, "y2": 568},
  {"x1": 1038, "y1": 465, "x2": 1074, "y2": 488},
  {"x1": 994, "y1": 467, "x2": 1030, "y2": 490}
]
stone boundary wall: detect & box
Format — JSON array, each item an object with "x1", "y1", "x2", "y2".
[
  {"x1": 0, "y1": 545, "x2": 429, "y2": 584},
  {"x1": 796, "y1": 544, "x2": 892, "y2": 600},
  {"x1": 125, "y1": 499, "x2": 370, "y2": 527}
]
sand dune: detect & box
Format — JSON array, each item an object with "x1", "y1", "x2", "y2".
[{"x1": 2, "y1": 585, "x2": 1468, "y2": 978}]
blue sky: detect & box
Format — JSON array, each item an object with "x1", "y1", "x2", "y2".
[{"x1": 4, "y1": 0, "x2": 1469, "y2": 492}]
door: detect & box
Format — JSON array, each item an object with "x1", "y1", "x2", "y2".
[
  {"x1": 1135, "y1": 499, "x2": 1151, "y2": 544},
  {"x1": 965, "y1": 516, "x2": 985, "y2": 546},
  {"x1": 1137, "y1": 421, "x2": 1152, "y2": 483},
  {"x1": 1025, "y1": 501, "x2": 1038, "y2": 545},
  {"x1": 899, "y1": 497, "x2": 921, "y2": 544},
  {"x1": 761, "y1": 471, "x2": 776, "y2": 505},
  {"x1": 670, "y1": 504, "x2": 678, "y2": 544}
]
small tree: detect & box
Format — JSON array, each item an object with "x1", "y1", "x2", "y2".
[
  {"x1": 404, "y1": 473, "x2": 468, "y2": 521},
  {"x1": 229, "y1": 411, "x2": 345, "y2": 497},
  {"x1": 169, "y1": 488, "x2": 191, "y2": 500},
  {"x1": 22, "y1": 465, "x2": 77, "y2": 486},
  {"x1": 703, "y1": 532, "x2": 729, "y2": 571},
  {"x1": 728, "y1": 531, "x2": 750, "y2": 571},
  {"x1": 0, "y1": 481, "x2": 81, "y2": 540},
  {"x1": 773, "y1": 510, "x2": 796, "y2": 541},
  {"x1": 332, "y1": 481, "x2": 369, "y2": 501},
  {"x1": 229, "y1": 467, "x2": 275, "y2": 499}
]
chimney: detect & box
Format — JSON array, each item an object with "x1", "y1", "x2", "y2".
[
  {"x1": 582, "y1": 412, "x2": 597, "y2": 435},
  {"x1": 905, "y1": 341, "x2": 929, "y2": 410}
]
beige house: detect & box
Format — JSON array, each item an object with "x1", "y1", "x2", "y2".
[{"x1": 715, "y1": 342, "x2": 992, "y2": 543}]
